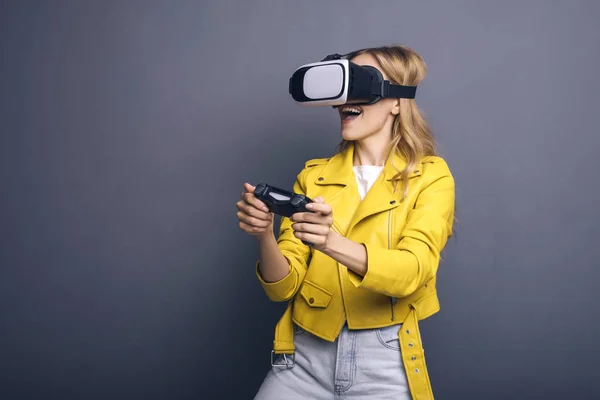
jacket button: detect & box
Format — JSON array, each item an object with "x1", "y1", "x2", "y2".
[
  {"x1": 411, "y1": 356, "x2": 417, "y2": 361},
  {"x1": 414, "y1": 368, "x2": 420, "y2": 373},
  {"x1": 318, "y1": 177, "x2": 324, "y2": 181},
  {"x1": 408, "y1": 342, "x2": 414, "y2": 347},
  {"x1": 309, "y1": 297, "x2": 315, "y2": 304},
  {"x1": 406, "y1": 329, "x2": 410, "y2": 334},
  {"x1": 390, "y1": 200, "x2": 396, "y2": 204}
]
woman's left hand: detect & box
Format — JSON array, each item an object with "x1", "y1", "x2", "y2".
[{"x1": 290, "y1": 196, "x2": 334, "y2": 252}]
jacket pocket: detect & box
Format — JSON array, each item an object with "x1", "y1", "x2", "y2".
[{"x1": 300, "y1": 280, "x2": 333, "y2": 308}]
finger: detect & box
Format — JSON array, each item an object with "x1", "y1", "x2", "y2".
[
  {"x1": 237, "y1": 208, "x2": 272, "y2": 225},
  {"x1": 312, "y1": 196, "x2": 325, "y2": 203},
  {"x1": 293, "y1": 231, "x2": 326, "y2": 246},
  {"x1": 292, "y1": 222, "x2": 330, "y2": 236},
  {"x1": 239, "y1": 220, "x2": 268, "y2": 233},
  {"x1": 305, "y1": 202, "x2": 332, "y2": 215},
  {"x1": 243, "y1": 182, "x2": 255, "y2": 193},
  {"x1": 237, "y1": 211, "x2": 272, "y2": 228},
  {"x1": 291, "y1": 211, "x2": 331, "y2": 226},
  {"x1": 236, "y1": 201, "x2": 272, "y2": 221},
  {"x1": 243, "y1": 192, "x2": 269, "y2": 212}
]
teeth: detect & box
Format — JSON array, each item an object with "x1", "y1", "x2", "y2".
[{"x1": 340, "y1": 106, "x2": 362, "y2": 115}]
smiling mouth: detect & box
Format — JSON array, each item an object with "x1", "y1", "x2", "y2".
[{"x1": 338, "y1": 105, "x2": 363, "y2": 122}]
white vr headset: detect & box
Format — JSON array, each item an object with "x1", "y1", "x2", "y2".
[{"x1": 289, "y1": 52, "x2": 417, "y2": 107}]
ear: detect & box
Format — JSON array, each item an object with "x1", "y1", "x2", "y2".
[{"x1": 391, "y1": 100, "x2": 400, "y2": 116}]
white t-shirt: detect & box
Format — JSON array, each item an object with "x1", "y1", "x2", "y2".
[{"x1": 353, "y1": 165, "x2": 384, "y2": 200}]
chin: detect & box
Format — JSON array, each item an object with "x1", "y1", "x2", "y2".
[
  {"x1": 340, "y1": 130, "x2": 357, "y2": 141},
  {"x1": 341, "y1": 128, "x2": 364, "y2": 141}
]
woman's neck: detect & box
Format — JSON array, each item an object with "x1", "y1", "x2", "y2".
[{"x1": 353, "y1": 138, "x2": 391, "y2": 167}]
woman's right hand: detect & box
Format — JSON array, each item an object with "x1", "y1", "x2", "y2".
[{"x1": 236, "y1": 182, "x2": 274, "y2": 240}]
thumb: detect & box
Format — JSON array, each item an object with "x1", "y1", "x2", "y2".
[{"x1": 244, "y1": 182, "x2": 255, "y2": 193}]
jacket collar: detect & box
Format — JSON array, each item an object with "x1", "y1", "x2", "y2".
[
  {"x1": 314, "y1": 141, "x2": 422, "y2": 188},
  {"x1": 313, "y1": 142, "x2": 423, "y2": 236}
]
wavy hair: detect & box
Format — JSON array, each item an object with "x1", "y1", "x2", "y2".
[{"x1": 336, "y1": 45, "x2": 436, "y2": 201}]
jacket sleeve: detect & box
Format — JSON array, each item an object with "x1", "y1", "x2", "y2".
[
  {"x1": 347, "y1": 159, "x2": 455, "y2": 298},
  {"x1": 255, "y1": 168, "x2": 312, "y2": 302}
]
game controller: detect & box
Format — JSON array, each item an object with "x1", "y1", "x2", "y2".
[{"x1": 253, "y1": 183, "x2": 314, "y2": 246}]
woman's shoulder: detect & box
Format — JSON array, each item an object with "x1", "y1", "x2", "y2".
[
  {"x1": 292, "y1": 155, "x2": 334, "y2": 188},
  {"x1": 420, "y1": 155, "x2": 454, "y2": 181},
  {"x1": 303, "y1": 156, "x2": 331, "y2": 168},
  {"x1": 421, "y1": 155, "x2": 449, "y2": 167}
]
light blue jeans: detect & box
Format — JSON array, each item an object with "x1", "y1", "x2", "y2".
[{"x1": 255, "y1": 322, "x2": 412, "y2": 399}]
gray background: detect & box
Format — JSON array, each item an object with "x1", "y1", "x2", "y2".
[{"x1": 1, "y1": 0, "x2": 599, "y2": 399}]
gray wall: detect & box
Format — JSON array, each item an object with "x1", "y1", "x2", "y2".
[{"x1": 1, "y1": 1, "x2": 599, "y2": 399}]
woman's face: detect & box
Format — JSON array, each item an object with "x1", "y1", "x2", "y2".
[{"x1": 337, "y1": 53, "x2": 399, "y2": 142}]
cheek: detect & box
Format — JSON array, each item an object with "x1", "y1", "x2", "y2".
[{"x1": 361, "y1": 107, "x2": 391, "y2": 132}]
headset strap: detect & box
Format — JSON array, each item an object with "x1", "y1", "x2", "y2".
[
  {"x1": 380, "y1": 81, "x2": 417, "y2": 99},
  {"x1": 322, "y1": 53, "x2": 418, "y2": 99}
]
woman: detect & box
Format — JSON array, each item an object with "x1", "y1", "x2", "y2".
[{"x1": 236, "y1": 45, "x2": 455, "y2": 399}]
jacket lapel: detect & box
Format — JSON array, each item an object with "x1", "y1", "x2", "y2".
[
  {"x1": 312, "y1": 142, "x2": 423, "y2": 237},
  {"x1": 313, "y1": 145, "x2": 359, "y2": 236},
  {"x1": 347, "y1": 145, "x2": 404, "y2": 234}
]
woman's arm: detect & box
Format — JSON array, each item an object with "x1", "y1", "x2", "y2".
[
  {"x1": 238, "y1": 183, "x2": 291, "y2": 283},
  {"x1": 319, "y1": 233, "x2": 368, "y2": 277},
  {"x1": 252, "y1": 171, "x2": 312, "y2": 302},
  {"x1": 293, "y1": 159, "x2": 455, "y2": 299},
  {"x1": 256, "y1": 231, "x2": 292, "y2": 283},
  {"x1": 291, "y1": 203, "x2": 369, "y2": 276}
]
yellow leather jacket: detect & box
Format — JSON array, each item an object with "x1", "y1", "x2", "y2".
[{"x1": 255, "y1": 142, "x2": 455, "y2": 399}]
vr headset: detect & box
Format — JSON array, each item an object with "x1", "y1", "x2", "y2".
[{"x1": 289, "y1": 51, "x2": 417, "y2": 107}]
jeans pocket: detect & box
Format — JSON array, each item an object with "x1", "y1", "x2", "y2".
[{"x1": 376, "y1": 324, "x2": 402, "y2": 351}]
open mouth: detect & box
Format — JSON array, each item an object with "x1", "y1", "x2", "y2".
[{"x1": 338, "y1": 105, "x2": 363, "y2": 122}]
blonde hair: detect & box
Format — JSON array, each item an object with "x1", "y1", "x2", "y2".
[{"x1": 336, "y1": 44, "x2": 436, "y2": 201}]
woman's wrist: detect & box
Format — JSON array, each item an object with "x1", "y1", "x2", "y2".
[
  {"x1": 255, "y1": 227, "x2": 275, "y2": 243},
  {"x1": 319, "y1": 229, "x2": 339, "y2": 254},
  {"x1": 320, "y1": 231, "x2": 368, "y2": 277},
  {"x1": 256, "y1": 228, "x2": 290, "y2": 283}
]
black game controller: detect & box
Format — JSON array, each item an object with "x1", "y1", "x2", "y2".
[{"x1": 253, "y1": 183, "x2": 314, "y2": 246}]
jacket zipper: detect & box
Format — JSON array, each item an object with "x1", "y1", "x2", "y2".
[{"x1": 388, "y1": 209, "x2": 397, "y2": 321}]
